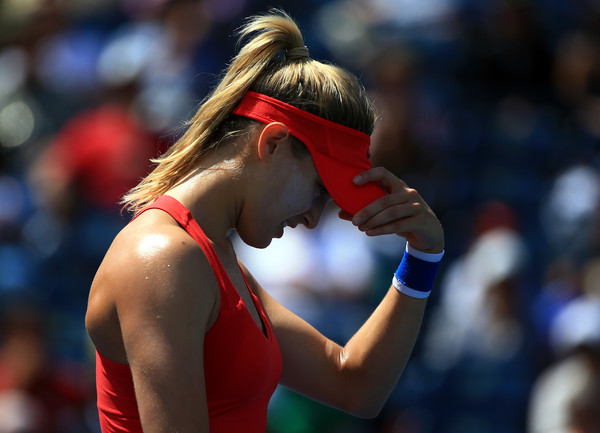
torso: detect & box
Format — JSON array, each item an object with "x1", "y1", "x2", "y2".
[
  {"x1": 87, "y1": 195, "x2": 282, "y2": 433},
  {"x1": 86, "y1": 207, "x2": 266, "y2": 365}
]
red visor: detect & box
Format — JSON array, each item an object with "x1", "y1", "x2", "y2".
[{"x1": 232, "y1": 91, "x2": 386, "y2": 216}]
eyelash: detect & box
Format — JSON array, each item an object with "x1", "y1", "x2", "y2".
[{"x1": 318, "y1": 183, "x2": 328, "y2": 198}]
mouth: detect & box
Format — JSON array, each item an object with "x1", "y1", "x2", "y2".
[
  {"x1": 277, "y1": 219, "x2": 297, "y2": 238},
  {"x1": 284, "y1": 218, "x2": 299, "y2": 229}
]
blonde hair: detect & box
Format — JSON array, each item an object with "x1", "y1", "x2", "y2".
[{"x1": 121, "y1": 9, "x2": 376, "y2": 215}]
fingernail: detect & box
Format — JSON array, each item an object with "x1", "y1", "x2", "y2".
[
  {"x1": 353, "y1": 174, "x2": 363, "y2": 184},
  {"x1": 353, "y1": 216, "x2": 363, "y2": 225}
]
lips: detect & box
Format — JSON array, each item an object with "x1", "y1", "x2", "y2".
[
  {"x1": 277, "y1": 219, "x2": 294, "y2": 238},
  {"x1": 285, "y1": 219, "x2": 299, "y2": 229}
]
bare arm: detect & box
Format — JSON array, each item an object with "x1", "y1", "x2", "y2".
[
  {"x1": 246, "y1": 167, "x2": 444, "y2": 418},
  {"x1": 250, "y1": 280, "x2": 426, "y2": 418},
  {"x1": 114, "y1": 229, "x2": 219, "y2": 432}
]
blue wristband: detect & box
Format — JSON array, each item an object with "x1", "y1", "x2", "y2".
[{"x1": 392, "y1": 244, "x2": 444, "y2": 299}]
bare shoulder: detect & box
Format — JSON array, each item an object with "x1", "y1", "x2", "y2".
[
  {"x1": 86, "y1": 210, "x2": 220, "y2": 361},
  {"x1": 94, "y1": 210, "x2": 216, "y2": 305}
]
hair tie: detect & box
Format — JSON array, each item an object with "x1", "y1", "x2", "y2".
[{"x1": 285, "y1": 46, "x2": 310, "y2": 61}]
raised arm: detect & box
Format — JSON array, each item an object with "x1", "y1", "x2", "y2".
[{"x1": 244, "y1": 167, "x2": 444, "y2": 418}]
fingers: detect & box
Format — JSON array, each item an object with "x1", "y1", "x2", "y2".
[
  {"x1": 351, "y1": 182, "x2": 420, "y2": 227},
  {"x1": 338, "y1": 210, "x2": 353, "y2": 221},
  {"x1": 350, "y1": 168, "x2": 444, "y2": 253},
  {"x1": 355, "y1": 201, "x2": 423, "y2": 233},
  {"x1": 353, "y1": 166, "x2": 407, "y2": 194}
]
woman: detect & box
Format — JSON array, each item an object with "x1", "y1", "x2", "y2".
[{"x1": 85, "y1": 10, "x2": 444, "y2": 433}]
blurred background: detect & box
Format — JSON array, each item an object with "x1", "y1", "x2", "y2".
[{"x1": 0, "y1": 0, "x2": 599, "y2": 432}]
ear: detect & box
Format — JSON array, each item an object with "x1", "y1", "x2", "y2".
[{"x1": 257, "y1": 122, "x2": 290, "y2": 162}]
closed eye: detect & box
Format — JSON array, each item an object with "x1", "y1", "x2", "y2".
[
  {"x1": 320, "y1": 183, "x2": 328, "y2": 196},
  {"x1": 318, "y1": 182, "x2": 332, "y2": 203}
]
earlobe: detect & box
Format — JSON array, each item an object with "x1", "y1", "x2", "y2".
[{"x1": 257, "y1": 122, "x2": 290, "y2": 161}]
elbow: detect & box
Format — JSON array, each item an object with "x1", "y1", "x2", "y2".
[
  {"x1": 350, "y1": 408, "x2": 383, "y2": 420},
  {"x1": 360, "y1": 401, "x2": 385, "y2": 419},
  {"x1": 337, "y1": 376, "x2": 385, "y2": 419},
  {"x1": 335, "y1": 354, "x2": 386, "y2": 419},
  {"x1": 342, "y1": 398, "x2": 384, "y2": 419}
]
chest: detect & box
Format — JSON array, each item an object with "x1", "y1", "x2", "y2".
[
  {"x1": 218, "y1": 257, "x2": 267, "y2": 337},
  {"x1": 203, "y1": 263, "x2": 281, "y2": 431}
]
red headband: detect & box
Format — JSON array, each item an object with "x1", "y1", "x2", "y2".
[{"x1": 232, "y1": 91, "x2": 385, "y2": 216}]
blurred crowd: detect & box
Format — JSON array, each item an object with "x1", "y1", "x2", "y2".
[{"x1": 0, "y1": 0, "x2": 599, "y2": 432}]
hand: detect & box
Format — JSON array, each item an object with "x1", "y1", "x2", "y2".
[{"x1": 339, "y1": 167, "x2": 444, "y2": 254}]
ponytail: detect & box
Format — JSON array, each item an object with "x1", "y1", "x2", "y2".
[{"x1": 122, "y1": 9, "x2": 375, "y2": 215}]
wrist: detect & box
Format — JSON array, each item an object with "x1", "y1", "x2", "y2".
[
  {"x1": 406, "y1": 243, "x2": 445, "y2": 262},
  {"x1": 392, "y1": 243, "x2": 444, "y2": 299}
]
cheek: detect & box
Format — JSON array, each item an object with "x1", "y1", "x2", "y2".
[
  {"x1": 256, "y1": 167, "x2": 313, "y2": 221},
  {"x1": 278, "y1": 166, "x2": 314, "y2": 211}
]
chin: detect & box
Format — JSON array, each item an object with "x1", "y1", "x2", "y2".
[{"x1": 237, "y1": 231, "x2": 273, "y2": 249}]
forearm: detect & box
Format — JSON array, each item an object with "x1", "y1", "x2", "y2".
[
  {"x1": 337, "y1": 286, "x2": 427, "y2": 417},
  {"x1": 275, "y1": 169, "x2": 444, "y2": 417}
]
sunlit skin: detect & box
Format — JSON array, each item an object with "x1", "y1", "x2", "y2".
[{"x1": 85, "y1": 121, "x2": 444, "y2": 432}]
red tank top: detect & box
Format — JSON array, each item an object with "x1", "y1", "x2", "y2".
[{"x1": 95, "y1": 195, "x2": 282, "y2": 432}]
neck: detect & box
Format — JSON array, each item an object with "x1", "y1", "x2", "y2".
[{"x1": 165, "y1": 156, "x2": 246, "y2": 253}]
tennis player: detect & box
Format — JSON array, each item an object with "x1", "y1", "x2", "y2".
[{"x1": 86, "y1": 9, "x2": 444, "y2": 433}]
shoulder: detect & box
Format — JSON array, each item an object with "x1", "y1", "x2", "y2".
[
  {"x1": 90, "y1": 210, "x2": 220, "y2": 334},
  {"x1": 104, "y1": 215, "x2": 200, "y2": 281}
]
